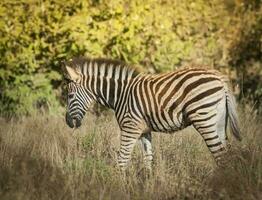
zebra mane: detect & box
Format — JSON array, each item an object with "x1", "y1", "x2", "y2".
[{"x1": 65, "y1": 56, "x2": 141, "y2": 79}]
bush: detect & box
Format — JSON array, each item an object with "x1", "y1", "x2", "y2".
[{"x1": 0, "y1": 0, "x2": 261, "y2": 115}]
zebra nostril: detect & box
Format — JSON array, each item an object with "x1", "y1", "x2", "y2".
[
  {"x1": 75, "y1": 118, "x2": 82, "y2": 128},
  {"x1": 65, "y1": 112, "x2": 74, "y2": 128}
]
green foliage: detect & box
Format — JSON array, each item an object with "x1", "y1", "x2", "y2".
[{"x1": 0, "y1": 0, "x2": 261, "y2": 115}]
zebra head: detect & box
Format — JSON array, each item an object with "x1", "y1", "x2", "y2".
[{"x1": 62, "y1": 59, "x2": 93, "y2": 129}]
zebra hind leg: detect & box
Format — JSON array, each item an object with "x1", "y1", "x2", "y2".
[
  {"x1": 193, "y1": 115, "x2": 227, "y2": 166},
  {"x1": 214, "y1": 98, "x2": 231, "y2": 165},
  {"x1": 192, "y1": 97, "x2": 230, "y2": 166}
]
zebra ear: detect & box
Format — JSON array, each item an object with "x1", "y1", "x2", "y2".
[{"x1": 62, "y1": 61, "x2": 81, "y2": 82}]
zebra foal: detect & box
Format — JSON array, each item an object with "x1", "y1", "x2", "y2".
[{"x1": 62, "y1": 57, "x2": 241, "y2": 170}]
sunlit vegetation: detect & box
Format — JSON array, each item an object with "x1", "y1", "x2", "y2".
[
  {"x1": 0, "y1": 0, "x2": 261, "y2": 115},
  {"x1": 0, "y1": 108, "x2": 261, "y2": 200},
  {"x1": 0, "y1": 1, "x2": 261, "y2": 199}
]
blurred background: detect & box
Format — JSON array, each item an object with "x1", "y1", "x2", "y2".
[
  {"x1": 0, "y1": 1, "x2": 261, "y2": 199},
  {"x1": 0, "y1": 0, "x2": 261, "y2": 116}
]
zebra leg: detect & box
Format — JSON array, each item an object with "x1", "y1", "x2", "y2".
[
  {"x1": 216, "y1": 97, "x2": 229, "y2": 148},
  {"x1": 139, "y1": 132, "x2": 153, "y2": 171},
  {"x1": 191, "y1": 97, "x2": 229, "y2": 166},
  {"x1": 193, "y1": 118, "x2": 227, "y2": 165},
  {"x1": 117, "y1": 130, "x2": 141, "y2": 170},
  {"x1": 215, "y1": 98, "x2": 231, "y2": 165}
]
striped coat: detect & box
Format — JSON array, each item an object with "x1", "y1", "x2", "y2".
[{"x1": 63, "y1": 57, "x2": 241, "y2": 170}]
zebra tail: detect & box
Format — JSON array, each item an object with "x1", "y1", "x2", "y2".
[{"x1": 226, "y1": 89, "x2": 242, "y2": 141}]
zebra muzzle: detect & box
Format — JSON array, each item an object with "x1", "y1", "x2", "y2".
[
  {"x1": 65, "y1": 112, "x2": 82, "y2": 129},
  {"x1": 65, "y1": 112, "x2": 74, "y2": 128}
]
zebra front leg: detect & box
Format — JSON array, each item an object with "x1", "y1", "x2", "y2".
[
  {"x1": 139, "y1": 132, "x2": 153, "y2": 171},
  {"x1": 117, "y1": 130, "x2": 141, "y2": 171}
]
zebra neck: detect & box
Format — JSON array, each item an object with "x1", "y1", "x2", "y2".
[{"x1": 90, "y1": 76, "x2": 132, "y2": 110}]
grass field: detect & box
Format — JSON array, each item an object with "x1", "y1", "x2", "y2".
[{"x1": 0, "y1": 106, "x2": 261, "y2": 200}]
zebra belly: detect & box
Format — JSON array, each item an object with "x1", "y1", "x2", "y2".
[{"x1": 146, "y1": 109, "x2": 187, "y2": 133}]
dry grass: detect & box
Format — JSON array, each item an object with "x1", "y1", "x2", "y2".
[{"x1": 0, "y1": 107, "x2": 261, "y2": 200}]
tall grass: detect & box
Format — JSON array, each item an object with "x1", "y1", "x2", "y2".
[{"x1": 0, "y1": 107, "x2": 261, "y2": 200}]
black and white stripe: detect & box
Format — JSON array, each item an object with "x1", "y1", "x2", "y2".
[{"x1": 63, "y1": 57, "x2": 241, "y2": 170}]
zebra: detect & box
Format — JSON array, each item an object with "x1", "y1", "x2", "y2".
[{"x1": 62, "y1": 57, "x2": 241, "y2": 170}]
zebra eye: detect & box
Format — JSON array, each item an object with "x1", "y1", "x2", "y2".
[{"x1": 68, "y1": 94, "x2": 75, "y2": 99}]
